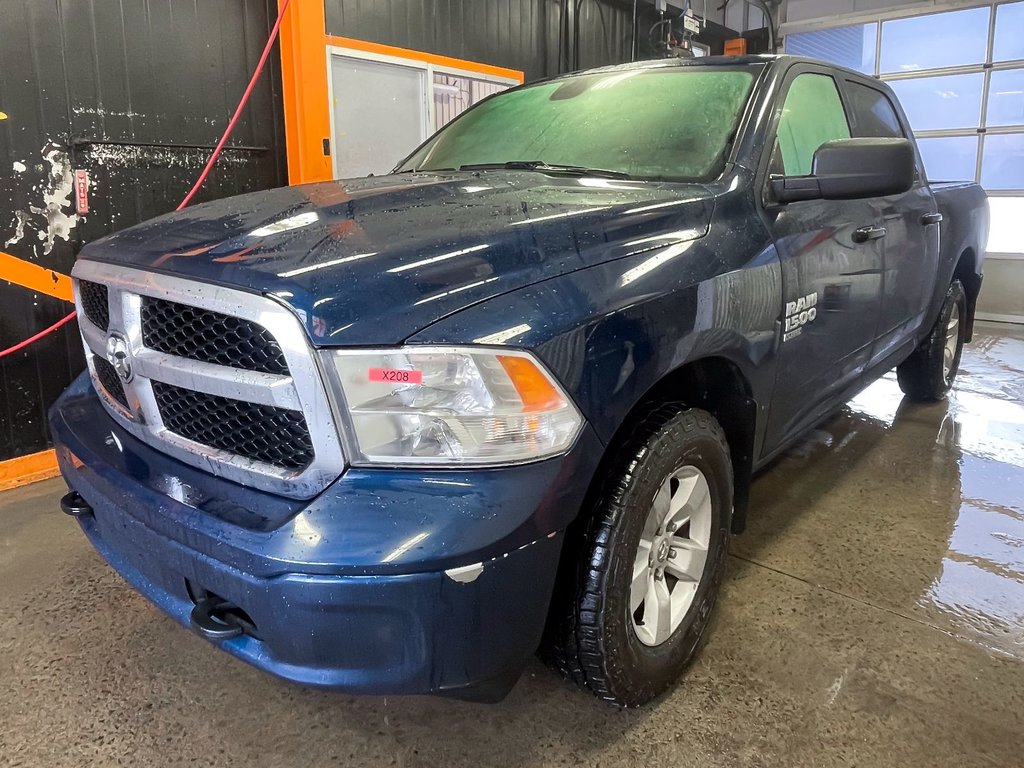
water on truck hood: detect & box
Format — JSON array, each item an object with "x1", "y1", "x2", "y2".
[{"x1": 79, "y1": 171, "x2": 715, "y2": 344}]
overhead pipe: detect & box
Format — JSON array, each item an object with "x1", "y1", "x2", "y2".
[
  {"x1": 744, "y1": 0, "x2": 777, "y2": 52},
  {"x1": 631, "y1": 0, "x2": 638, "y2": 61}
]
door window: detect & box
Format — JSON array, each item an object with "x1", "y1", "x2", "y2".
[
  {"x1": 846, "y1": 82, "x2": 904, "y2": 138},
  {"x1": 771, "y1": 73, "x2": 851, "y2": 176}
]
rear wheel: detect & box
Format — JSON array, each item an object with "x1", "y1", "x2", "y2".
[
  {"x1": 543, "y1": 405, "x2": 731, "y2": 707},
  {"x1": 897, "y1": 279, "x2": 966, "y2": 402}
]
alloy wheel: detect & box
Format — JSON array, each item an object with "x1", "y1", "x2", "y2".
[{"x1": 630, "y1": 465, "x2": 713, "y2": 647}]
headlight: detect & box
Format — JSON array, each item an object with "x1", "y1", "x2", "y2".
[{"x1": 322, "y1": 347, "x2": 583, "y2": 466}]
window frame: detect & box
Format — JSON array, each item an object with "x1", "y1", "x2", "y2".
[{"x1": 841, "y1": 78, "x2": 907, "y2": 140}]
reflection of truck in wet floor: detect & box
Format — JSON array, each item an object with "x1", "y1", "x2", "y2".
[{"x1": 52, "y1": 55, "x2": 988, "y2": 706}]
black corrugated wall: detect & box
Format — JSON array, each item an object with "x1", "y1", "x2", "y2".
[
  {"x1": 0, "y1": 0, "x2": 287, "y2": 463},
  {"x1": 324, "y1": 0, "x2": 638, "y2": 82}
]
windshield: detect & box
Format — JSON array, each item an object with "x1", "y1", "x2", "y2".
[{"x1": 398, "y1": 66, "x2": 757, "y2": 182}]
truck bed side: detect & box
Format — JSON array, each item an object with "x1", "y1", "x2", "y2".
[{"x1": 930, "y1": 181, "x2": 988, "y2": 340}]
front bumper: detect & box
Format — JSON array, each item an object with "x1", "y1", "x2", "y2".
[{"x1": 50, "y1": 373, "x2": 603, "y2": 697}]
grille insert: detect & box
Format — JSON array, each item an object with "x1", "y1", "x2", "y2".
[
  {"x1": 152, "y1": 381, "x2": 313, "y2": 470},
  {"x1": 141, "y1": 297, "x2": 289, "y2": 376},
  {"x1": 79, "y1": 280, "x2": 109, "y2": 331},
  {"x1": 93, "y1": 355, "x2": 129, "y2": 409}
]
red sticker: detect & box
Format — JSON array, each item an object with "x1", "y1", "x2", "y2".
[
  {"x1": 74, "y1": 170, "x2": 89, "y2": 215},
  {"x1": 369, "y1": 367, "x2": 423, "y2": 385}
]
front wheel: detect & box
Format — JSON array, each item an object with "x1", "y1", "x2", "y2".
[
  {"x1": 543, "y1": 405, "x2": 732, "y2": 707},
  {"x1": 897, "y1": 279, "x2": 966, "y2": 402}
]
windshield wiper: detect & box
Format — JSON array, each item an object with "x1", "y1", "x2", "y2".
[{"x1": 457, "y1": 161, "x2": 634, "y2": 180}]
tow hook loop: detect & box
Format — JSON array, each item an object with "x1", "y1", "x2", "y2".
[
  {"x1": 190, "y1": 598, "x2": 246, "y2": 641},
  {"x1": 60, "y1": 491, "x2": 93, "y2": 518}
]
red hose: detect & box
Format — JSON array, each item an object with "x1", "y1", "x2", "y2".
[
  {"x1": 0, "y1": 311, "x2": 78, "y2": 360},
  {"x1": 177, "y1": 0, "x2": 292, "y2": 211},
  {"x1": 0, "y1": 0, "x2": 292, "y2": 360}
]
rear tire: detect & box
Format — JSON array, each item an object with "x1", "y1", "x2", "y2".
[
  {"x1": 897, "y1": 279, "x2": 966, "y2": 402},
  {"x1": 542, "y1": 405, "x2": 731, "y2": 707}
]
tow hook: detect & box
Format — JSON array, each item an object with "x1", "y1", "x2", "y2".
[
  {"x1": 60, "y1": 491, "x2": 93, "y2": 518},
  {"x1": 189, "y1": 598, "x2": 245, "y2": 641}
]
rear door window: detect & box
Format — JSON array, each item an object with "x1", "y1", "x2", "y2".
[{"x1": 846, "y1": 81, "x2": 905, "y2": 138}]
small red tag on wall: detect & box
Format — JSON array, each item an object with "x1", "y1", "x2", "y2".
[{"x1": 74, "y1": 170, "x2": 89, "y2": 215}]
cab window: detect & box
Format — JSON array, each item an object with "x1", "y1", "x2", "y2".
[
  {"x1": 770, "y1": 73, "x2": 851, "y2": 176},
  {"x1": 846, "y1": 81, "x2": 905, "y2": 138}
]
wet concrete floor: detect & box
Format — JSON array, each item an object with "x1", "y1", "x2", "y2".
[{"x1": 1, "y1": 321, "x2": 1023, "y2": 767}]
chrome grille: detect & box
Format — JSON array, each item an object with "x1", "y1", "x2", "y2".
[
  {"x1": 71, "y1": 261, "x2": 344, "y2": 498},
  {"x1": 141, "y1": 296, "x2": 290, "y2": 375},
  {"x1": 152, "y1": 382, "x2": 314, "y2": 471},
  {"x1": 79, "y1": 280, "x2": 109, "y2": 331}
]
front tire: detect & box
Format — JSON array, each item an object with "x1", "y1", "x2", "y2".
[
  {"x1": 543, "y1": 405, "x2": 732, "y2": 707},
  {"x1": 897, "y1": 279, "x2": 966, "y2": 402}
]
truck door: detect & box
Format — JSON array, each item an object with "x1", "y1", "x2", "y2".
[
  {"x1": 759, "y1": 68, "x2": 886, "y2": 450},
  {"x1": 841, "y1": 78, "x2": 940, "y2": 365}
]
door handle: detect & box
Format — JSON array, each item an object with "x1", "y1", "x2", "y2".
[
  {"x1": 921, "y1": 212, "x2": 944, "y2": 226},
  {"x1": 852, "y1": 225, "x2": 887, "y2": 243}
]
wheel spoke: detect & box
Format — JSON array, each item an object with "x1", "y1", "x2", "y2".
[
  {"x1": 665, "y1": 469, "x2": 708, "y2": 531},
  {"x1": 651, "y1": 482, "x2": 670, "y2": 528},
  {"x1": 631, "y1": 549, "x2": 651, "y2": 613},
  {"x1": 645, "y1": 576, "x2": 674, "y2": 645}
]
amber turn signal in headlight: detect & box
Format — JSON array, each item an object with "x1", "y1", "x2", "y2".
[{"x1": 322, "y1": 347, "x2": 583, "y2": 466}]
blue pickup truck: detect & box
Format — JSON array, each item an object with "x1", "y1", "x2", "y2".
[{"x1": 52, "y1": 55, "x2": 988, "y2": 706}]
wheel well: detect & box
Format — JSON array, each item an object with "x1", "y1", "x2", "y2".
[
  {"x1": 592, "y1": 357, "x2": 758, "y2": 535},
  {"x1": 953, "y1": 248, "x2": 981, "y2": 342}
]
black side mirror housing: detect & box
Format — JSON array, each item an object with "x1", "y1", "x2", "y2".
[{"x1": 770, "y1": 138, "x2": 916, "y2": 203}]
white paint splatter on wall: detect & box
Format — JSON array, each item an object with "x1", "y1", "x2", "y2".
[
  {"x1": 6, "y1": 142, "x2": 82, "y2": 256},
  {"x1": 4, "y1": 211, "x2": 30, "y2": 248}
]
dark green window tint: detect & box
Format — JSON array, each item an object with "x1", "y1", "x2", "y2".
[
  {"x1": 847, "y1": 81, "x2": 905, "y2": 139},
  {"x1": 402, "y1": 68, "x2": 756, "y2": 182}
]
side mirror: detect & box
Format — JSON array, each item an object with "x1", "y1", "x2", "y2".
[{"x1": 770, "y1": 138, "x2": 916, "y2": 203}]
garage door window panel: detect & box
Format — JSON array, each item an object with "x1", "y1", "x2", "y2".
[
  {"x1": 993, "y1": 2, "x2": 1024, "y2": 63},
  {"x1": 879, "y1": 6, "x2": 990, "y2": 74},
  {"x1": 888, "y1": 74, "x2": 985, "y2": 133},
  {"x1": 986, "y1": 69, "x2": 1024, "y2": 129},
  {"x1": 981, "y1": 133, "x2": 1024, "y2": 190},
  {"x1": 916, "y1": 136, "x2": 980, "y2": 182}
]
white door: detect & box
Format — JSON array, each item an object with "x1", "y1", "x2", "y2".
[{"x1": 330, "y1": 55, "x2": 427, "y2": 178}]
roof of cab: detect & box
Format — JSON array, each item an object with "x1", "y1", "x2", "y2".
[{"x1": 547, "y1": 53, "x2": 871, "y2": 81}]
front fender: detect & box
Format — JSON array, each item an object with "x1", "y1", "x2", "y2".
[{"x1": 408, "y1": 241, "x2": 782, "y2": 445}]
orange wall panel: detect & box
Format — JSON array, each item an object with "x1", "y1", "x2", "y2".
[{"x1": 279, "y1": 0, "x2": 333, "y2": 185}]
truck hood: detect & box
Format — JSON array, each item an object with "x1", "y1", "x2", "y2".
[{"x1": 79, "y1": 172, "x2": 714, "y2": 344}]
